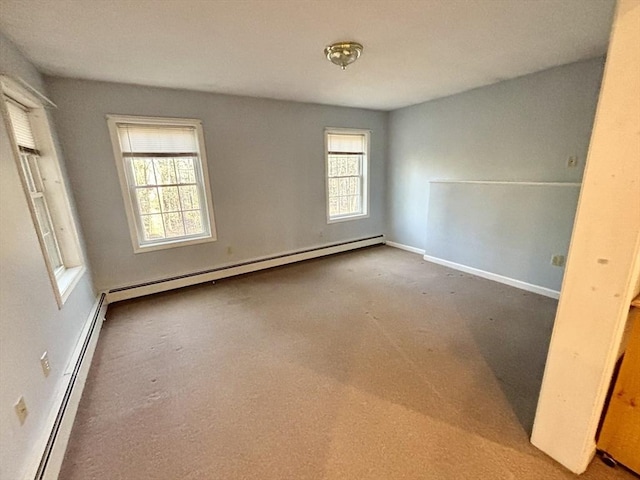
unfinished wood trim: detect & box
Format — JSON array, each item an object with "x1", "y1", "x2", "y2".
[{"x1": 597, "y1": 307, "x2": 640, "y2": 474}]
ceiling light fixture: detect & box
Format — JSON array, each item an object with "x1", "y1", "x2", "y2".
[{"x1": 324, "y1": 42, "x2": 363, "y2": 70}]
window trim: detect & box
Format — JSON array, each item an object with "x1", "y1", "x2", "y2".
[
  {"x1": 107, "y1": 114, "x2": 217, "y2": 253},
  {"x1": 324, "y1": 127, "x2": 370, "y2": 224},
  {"x1": 0, "y1": 75, "x2": 86, "y2": 308}
]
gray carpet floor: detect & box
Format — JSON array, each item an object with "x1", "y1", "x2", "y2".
[{"x1": 59, "y1": 246, "x2": 635, "y2": 479}]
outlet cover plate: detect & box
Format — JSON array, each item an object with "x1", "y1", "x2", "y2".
[
  {"x1": 40, "y1": 351, "x2": 51, "y2": 377},
  {"x1": 14, "y1": 397, "x2": 28, "y2": 425}
]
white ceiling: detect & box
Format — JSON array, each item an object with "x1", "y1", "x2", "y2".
[{"x1": 0, "y1": 0, "x2": 615, "y2": 111}]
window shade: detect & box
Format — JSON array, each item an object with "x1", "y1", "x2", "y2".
[
  {"x1": 116, "y1": 124, "x2": 198, "y2": 153},
  {"x1": 6, "y1": 99, "x2": 37, "y2": 150},
  {"x1": 327, "y1": 133, "x2": 364, "y2": 153}
]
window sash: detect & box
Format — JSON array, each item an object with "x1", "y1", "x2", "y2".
[
  {"x1": 125, "y1": 153, "x2": 210, "y2": 244},
  {"x1": 327, "y1": 152, "x2": 364, "y2": 217},
  {"x1": 20, "y1": 152, "x2": 65, "y2": 276}
]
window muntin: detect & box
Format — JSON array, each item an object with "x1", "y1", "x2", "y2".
[
  {"x1": 325, "y1": 129, "x2": 369, "y2": 222},
  {"x1": 108, "y1": 117, "x2": 217, "y2": 252}
]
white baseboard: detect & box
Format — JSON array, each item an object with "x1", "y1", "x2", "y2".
[
  {"x1": 422, "y1": 254, "x2": 561, "y2": 299},
  {"x1": 385, "y1": 241, "x2": 426, "y2": 255},
  {"x1": 27, "y1": 293, "x2": 107, "y2": 480},
  {"x1": 107, "y1": 235, "x2": 385, "y2": 302}
]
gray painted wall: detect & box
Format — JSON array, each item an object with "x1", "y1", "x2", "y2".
[
  {"x1": 387, "y1": 58, "x2": 604, "y2": 289},
  {"x1": 45, "y1": 78, "x2": 387, "y2": 291},
  {"x1": 425, "y1": 182, "x2": 580, "y2": 291},
  {"x1": 0, "y1": 34, "x2": 97, "y2": 480}
]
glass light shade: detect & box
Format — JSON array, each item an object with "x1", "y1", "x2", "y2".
[{"x1": 324, "y1": 42, "x2": 363, "y2": 70}]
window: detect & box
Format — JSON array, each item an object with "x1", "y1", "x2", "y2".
[
  {"x1": 1, "y1": 76, "x2": 86, "y2": 307},
  {"x1": 107, "y1": 115, "x2": 216, "y2": 252},
  {"x1": 325, "y1": 128, "x2": 369, "y2": 222}
]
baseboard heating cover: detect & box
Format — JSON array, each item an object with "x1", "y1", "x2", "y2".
[
  {"x1": 32, "y1": 293, "x2": 107, "y2": 480},
  {"x1": 106, "y1": 235, "x2": 385, "y2": 302}
]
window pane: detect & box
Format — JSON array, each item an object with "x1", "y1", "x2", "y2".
[
  {"x1": 179, "y1": 185, "x2": 200, "y2": 210},
  {"x1": 328, "y1": 178, "x2": 339, "y2": 197},
  {"x1": 328, "y1": 157, "x2": 338, "y2": 177},
  {"x1": 337, "y1": 157, "x2": 347, "y2": 176},
  {"x1": 163, "y1": 212, "x2": 185, "y2": 238},
  {"x1": 184, "y1": 210, "x2": 204, "y2": 235},
  {"x1": 348, "y1": 195, "x2": 361, "y2": 214},
  {"x1": 33, "y1": 197, "x2": 63, "y2": 270},
  {"x1": 345, "y1": 156, "x2": 361, "y2": 175},
  {"x1": 349, "y1": 177, "x2": 360, "y2": 195},
  {"x1": 131, "y1": 158, "x2": 157, "y2": 186},
  {"x1": 153, "y1": 158, "x2": 177, "y2": 185},
  {"x1": 141, "y1": 214, "x2": 165, "y2": 240},
  {"x1": 33, "y1": 196, "x2": 52, "y2": 235},
  {"x1": 158, "y1": 186, "x2": 180, "y2": 212},
  {"x1": 136, "y1": 187, "x2": 161, "y2": 214},
  {"x1": 338, "y1": 178, "x2": 349, "y2": 196},
  {"x1": 329, "y1": 198, "x2": 339, "y2": 217},
  {"x1": 20, "y1": 155, "x2": 37, "y2": 193},
  {"x1": 338, "y1": 196, "x2": 349, "y2": 214},
  {"x1": 176, "y1": 158, "x2": 196, "y2": 183}
]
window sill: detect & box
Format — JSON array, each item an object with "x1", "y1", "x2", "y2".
[
  {"x1": 56, "y1": 265, "x2": 86, "y2": 308},
  {"x1": 133, "y1": 234, "x2": 217, "y2": 254},
  {"x1": 327, "y1": 213, "x2": 369, "y2": 224}
]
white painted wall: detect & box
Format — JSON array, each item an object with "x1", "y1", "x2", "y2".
[
  {"x1": 531, "y1": 0, "x2": 640, "y2": 473},
  {"x1": 387, "y1": 58, "x2": 604, "y2": 289},
  {"x1": 0, "y1": 34, "x2": 98, "y2": 480},
  {"x1": 45, "y1": 78, "x2": 387, "y2": 291}
]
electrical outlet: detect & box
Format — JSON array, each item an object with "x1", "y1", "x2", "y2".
[
  {"x1": 14, "y1": 397, "x2": 28, "y2": 425},
  {"x1": 40, "y1": 351, "x2": 51, "y2": 377},
  {"x1": 551, "y1": 255, "x2": 565, "y2": 267},
  {"x1": 567, "y1": 156, "x2": 578, "y2": 168}
]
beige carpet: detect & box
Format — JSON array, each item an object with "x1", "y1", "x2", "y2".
[{"x1": 59, "y1": 246, "x2": 634, "y2": 479}]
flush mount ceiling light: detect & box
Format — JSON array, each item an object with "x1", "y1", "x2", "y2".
[{"x1": 324, "y1": 42, "x2": 363, "y2": 70}]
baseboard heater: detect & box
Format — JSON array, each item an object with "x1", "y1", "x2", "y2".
[
  {"x1": 34, "y1": 293, "x2": 107, "y2": 480},
  {"x1": 107, "y1": 235, "x2": 385, "y2": 302}
]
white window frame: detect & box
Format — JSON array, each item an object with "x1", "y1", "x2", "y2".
[
  {"x1": 0, "y1": 75, "x2": 86, "y2": 308},
  {"x1": 107, "y1": 115, "x2": 217, "y2": 253},
  {"x1": 324, "y1": 128, "x2": 370, "y2": 223}
]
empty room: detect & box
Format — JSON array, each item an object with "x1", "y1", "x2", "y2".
[{"x1": 1, "y1": 0, "x2": 638, "y2": 479}]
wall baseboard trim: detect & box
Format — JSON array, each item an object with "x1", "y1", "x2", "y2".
[
  {"x1": 29, "y1": 293, "x2": 107, "y2": 480},
  {"x1": 422, "y1": 254, "x2": 561, "y2": 299},
  {"x1": 107, "y1": 235, "x2": 385, "y2": 302},
  {"x1": 385, "y1": 241, "x2": 426, "y2": 255}
]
